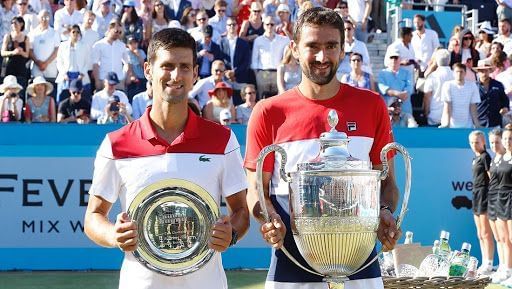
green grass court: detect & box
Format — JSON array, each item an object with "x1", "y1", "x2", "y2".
[{"x1": 0, "y1": 271, "x2": 507, "y2": 289}]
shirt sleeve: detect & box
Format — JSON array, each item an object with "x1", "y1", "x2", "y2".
[
  {"x1": 244, "y1": 100, "x2": 275, "y2": 172},
  {"x1": 441, "y1": 82, "x2": 451, "y2": 102},
  {"x1": 369, "y1": 95, "x2": 394, "y2": 165},
  {"x1": 423, "y1": 77, "x2": 433, "y2": 93},
  {"x1": 251, "y1": 37, "x2": 260, "y2": 70},
  {"x1": 377, "y1": 70, "x2": 390, "y2": 96},
  {"x1": 88, "y1": 136, "x2": 122, "y2": 204},
  {"x1": 470, "y1": 83, "x2": 481, "y2": 104},
  {"x1": 221, "y1": 131, "x2": 248, "y2": 198}
]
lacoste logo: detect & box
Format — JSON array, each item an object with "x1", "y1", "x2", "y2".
[{"x1": 199, "y1": 155, "x2": 211, "y2": 162}]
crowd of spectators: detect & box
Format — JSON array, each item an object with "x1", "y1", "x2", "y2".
[{"x1": 0, "y1": 0, "x2": 510, "y2": 128}]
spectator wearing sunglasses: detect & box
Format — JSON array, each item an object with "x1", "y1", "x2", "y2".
[
  {"x1": 57, "y1": 79, "x2": 91, "y2": 123},
  {"x1": 54, "y1": 0, "x2": 83, "y2": 41},
  {"x1": 208, "y1": 0, "x2": 228, "y2": 36}
]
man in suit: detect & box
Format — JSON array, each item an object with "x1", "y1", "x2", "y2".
[
  {"x1": 219, "y1": 17, "x2": 252, "y2": 84},
  {"x1": 162, "y1": 0, "x2": 191, "y2": 21},
  {"x1": 197, "y1": 25, "x2": 223, "y2": 79}
]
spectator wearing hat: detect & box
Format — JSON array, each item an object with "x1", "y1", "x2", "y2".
[
  {"x1": 121, "y1": 0, "x2": 144, "y2": 43},
  {"x1": 17, "y1": 0, "x2": 38, "y2": 34},
  {"x1": 378, "y1": 49, "x2": 414, "y2": 114},
  {"x1": 423, "y1": 49, "x2": 454, "y2": 126},
  {"x1": 439, "y1": 63, "x2": 481, "y2": 128},
  {"x1": 92, "y1": 0, "x2": 117, "y2": 37},
  {"x1": 125, "y1": 35, "x2": 146, "y2": 101},
  {"x1": 208, "y1": 0, "x2": 228, "y2": 36},
  {"x1": 54, "y1": 0, "x2": 83, "y2": 41},
  {"x1": 24, "y1": 76, "x2": 56, "y2": 122},
  {"x1": 92, "y1": 20, "x2": 131, "y2": 91},
  {"x1": 476, "y1": 22, "x2": 495, "y2": 59},
  {"x1": 56, "y1": 24, "x2": 91, "y2": 103},
  {"x1": 411, "y1": 14, "x2": 440, "y2": 73},
  {"x1": 131, "y1": 80, "x2": 152, "y2": 119},
  {"x1": 91, "y1": 71, "x2": 132, "y2": 121},
  {"x1": 275, "y1": 3, "x2": 293, "y2": 39},
  {"x1": 197, "y1": 24, "x2": 223, "y2": 79},
  {"x1": 203, "y1": 81, "x2": 236, "y2": 124},
  {"x1": 385, "y1": 27, "x2": 418, "y2": 87},
  {"x1": 474, "y1": 61, "x2": 509, "y2": 128},
  {"x1": 389, "y1": 99, "x2": 418, "y2": 128},
  {"x1": 0, "y1": 75, "x2": 23, "y2": 122},
  {"x1": 188, "y1": 9, "x2": 221, "y2": 44},
  {"x1": 219, "y1": 17, "x2": 252, "y2": 84},
  {"x1": 251, "y1": 15, "x2": 290, "y2": 99},
  {"x1": 57, "y1": 79, "x2": 91, "y2": 123},
  {"x1": 97, "y1": 94, "x2": 133, "y2": 124},
  {"x1": 219, "y1": 107, "x2": 231, "y2": 125},
  {"x1": 189, "y1": 59, "x2": 244, "y2": 109},
  {"x1": 1, "y1": 16, "x2": 30, "y2": 92},
  {"x1": 28, "y1": 10, "x2": 60, "y2": 100}
]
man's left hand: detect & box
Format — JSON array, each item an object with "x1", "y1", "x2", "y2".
[
  {"x1": 377, "y1": 209, "x2": 401, "y2": 251},
  {"x1": 209, "y1": 215, "x2": 232, "y2": 252}
]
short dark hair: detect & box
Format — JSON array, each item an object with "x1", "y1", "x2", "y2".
[
  {"x1": 147, "y1": 28, "x2": 197, "y2": 66},
  {"x1": 350, "y1": 52, "x2": 363, "y2": 62},
  {"x1": 400, "y1": 27, "x2": 413, "y2": 38},
  {"x1": 500, "y1": 18, "x2": 511, "y2": 26},
  {"x1": 12, "y1": 16, "x2": 25, "y2": 32},
  {"x1": 452, "y1": 62, "x2": 466, "y2": 71},
  {"x1": 293, "y1": 7, "x2": 345, "y2": 44},
  {"x1": 414, "y1": 14, "x2": 425, "y2": 21}
]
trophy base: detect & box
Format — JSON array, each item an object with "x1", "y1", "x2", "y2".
[{"x1": 325, "y1": 278, "x2": 347, "y2": 289}]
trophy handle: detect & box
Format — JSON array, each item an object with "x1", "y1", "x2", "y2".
[
  {"x1": 256, "y1": 144, "x2": 323, "y2": 277},
  {"x1": 379, "y1": 142, "x2": 412, "y2": 230}
]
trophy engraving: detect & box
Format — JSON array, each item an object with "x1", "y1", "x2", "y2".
[
  {"x1": 256, "y1": 110, "x2": 412, "y2": 285},
  {"x1": 128, "y1": 179, "x2": 219, "y2": 276}
]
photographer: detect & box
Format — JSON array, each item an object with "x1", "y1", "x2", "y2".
[
  {"x1": 0, "y1": 75, "x2": 23, "y2": 122},
  {"x1": 97, "y1": 95, "x2": 132, "y2": 125},
  {"x1": 57, "y1": 79, "x2": 91, "y2": 124}
]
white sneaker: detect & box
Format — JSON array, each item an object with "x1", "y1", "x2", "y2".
[
  {"x1": 477, "y1": 265, "x2": 494, "y2": 276},
  {"x1": 501, "y1": 276, "x2": 512, "y2": 287},
  {"x1": 492, "y1": 271, "x2": 510, "y2": 284}
]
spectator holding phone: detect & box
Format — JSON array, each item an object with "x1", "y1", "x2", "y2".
[
  {"x1": 97, "y1": 94, "x2": 132, "y2": 124},
  {"x1": 0, "y1": 75, "x2": 23, "y2": 122},
  {"x1": 90, "y1": 71, "x2": 132, "y2": 121}
]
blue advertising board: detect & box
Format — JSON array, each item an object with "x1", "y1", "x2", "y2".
[{"x1": 0, "y1": 124, "x2": 484, "y2": 270}]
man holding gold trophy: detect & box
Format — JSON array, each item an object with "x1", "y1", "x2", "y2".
[
  {"x1": 245, "y1": 7, "x2": 406, "y2": 289},
  {"x1": 84, "y1": 28, "x2": 249, "y2": 289}
]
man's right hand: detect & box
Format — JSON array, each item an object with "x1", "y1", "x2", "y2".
[
  {"x1": 113, "y1": 212, "x2": 138, "y2": 252},
  {"x1": 260, "y1": 213, "x2": 286, "y2": 249}
]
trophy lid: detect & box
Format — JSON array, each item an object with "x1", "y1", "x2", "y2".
[{"x1": 297, "y1": 110, "x2": 371, "y2": 172}]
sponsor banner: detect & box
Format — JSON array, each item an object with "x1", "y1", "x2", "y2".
[{"x1": 0, "y1": 125, "x2": 484, "y2": 269}]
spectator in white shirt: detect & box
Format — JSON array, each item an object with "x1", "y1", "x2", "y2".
[
  {"x1": 336, "y1": 18, "x2": 371, "y2": 77},
  {"x1": 440, "y1": 63, "x2": 481, "y2": 128},
  {"x1": 251, "y1": 15, "x2": 289, "y2": 99},
  {"x1": 56, "y1": 25, "x2": 90, "y2": 103},
  {"x1": 423, "y1": 49, "x2": 453, "y2": 126},
  {"x1": 92, "y1": 0, "x2": 116, "y2": 37},
  {"x1": 411, "y1": 14, "x2": 440, "y2": 73},
  {"x1": 495, "y1": 18, "x2": 512, "y2": 56},
  {"x1": 17, "y1": 0, "x2": 37, "y2": 34},
  {"x1": 90, "y1": 71, "x2": 132, "y2": 121},
  {"x1": 80, "y1": 10, "x2": 100, "y2": 83},
  {"x1": 54, "y1": 0, "x2": 83, "y2": 41},
  {"x1": 386, "y1": 27, "x2": 418, "y2": 86},
  {"x1": 208, "y1": 0, "x2": 228, "y2": 36},
  {"x1": 496, "y1": 53, "x2": 512, "y2": 105},
  {"x1": 188, "y1": 9, "x2": 221, "y2": 44},
  {"x1": 92, "y1": 19, "x2": 131, "y2": 91},
  {"x1": 28, "y1": 10, "x2": 60, "y2": 98},
  {"x1": 131, "y1": 80, "x2": 152, "y2": 119}
]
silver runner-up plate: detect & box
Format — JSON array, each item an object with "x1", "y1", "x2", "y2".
[{"x1": 127, "y1": 179, "x2": 220, "y2": 276}]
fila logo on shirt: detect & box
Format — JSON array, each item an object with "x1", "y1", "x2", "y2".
[{"x1": 346, "y1": 122, "x2": 357, "y2": 131}]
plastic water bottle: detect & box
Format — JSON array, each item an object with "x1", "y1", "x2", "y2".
[
  {"x1": 448, "y1": 242, "x2": 471, "y2": 277},
  {"x1": 404, "y1": 231, "x2": 414, "y2": 244},
  {"x1": 438, "y1": 231, "x2": 451, "y2": 260},
  {"x1": 466, "y1": 256, "x2": 478, "y2": 278},
  {"x1": 432, "y1": 240, "x2": 440, "y2": 255}
]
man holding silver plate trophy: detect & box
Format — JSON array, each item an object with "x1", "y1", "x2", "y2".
[
  {"x1": 245, "y1": 7, "x2": 411, "y2": 289},
  {"x1": 84, "y1": 28, "x2": 249, "y2": 289}
]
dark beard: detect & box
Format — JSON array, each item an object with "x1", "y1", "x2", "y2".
[{"x1": 302, "y1": 62, "x2": 337, "y2": 85}]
